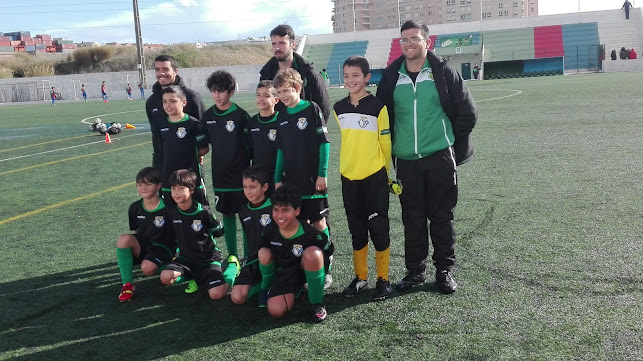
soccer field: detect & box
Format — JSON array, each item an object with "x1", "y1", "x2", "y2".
[{"x1": 1, "y1": 72, "x2": 642, "y2": 360}]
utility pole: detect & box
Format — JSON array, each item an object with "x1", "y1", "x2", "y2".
[{"x1": 132, "y1": 0, "x2": 147, "y2": 87}]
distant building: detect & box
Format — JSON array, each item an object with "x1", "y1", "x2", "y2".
[{"x1": 332, "y1": 0, "x2": 538, "y2": 32}]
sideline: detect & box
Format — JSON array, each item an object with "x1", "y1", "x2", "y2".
[
  {"x1": 0, "y1": 142, "x2": 150, "y2": 175},
  {"x1": 0, "y1": 182, "x2": 134, "y2": 226}
]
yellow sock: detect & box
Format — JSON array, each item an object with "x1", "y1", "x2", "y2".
[
  {"x1": 353, "y1": 245, "x2": 369, "y2": 280},
  {"x1": 375, "y1": 247, "x2": 390, "y2": 281}
]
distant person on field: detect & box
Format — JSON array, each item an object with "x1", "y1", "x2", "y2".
[
  {"x1": 629, "y1": 48, "x2": 637, "y2": 59},
  {"x1": 611, "y1": 49, "x2": 617, "y2": 60},
  {"x1": 50, "y1": 86, "x2": 56, "y2": 106},
  {"x1": 126, "y1": 83, "x2": 133, "y2": 100},
  {"x1": 116, "y1": 167, "x2": 175, "y2": 302},
  {"x1": 320, "y1": 68, "x2": 330, "y2": 88},
  {"x1": 146, "y1": 54, "x2": 206, "y2": 173},
  {"x1": 81, "y1": 84, "x2": 87, "y2": 102},
  {"x1": 334, "y1": 56, "x2": 393, "y2": 301},
  {"x1": 259, "y1": 24, "x2": 330, "y2": 122},
  {"x1": 622, "y1": 0, "x2": 632, "y2": 19},
  {"x1": 160, "y1": 169, "x2": 239, "y2": 300},
  {"x1": 246, "y1": 80, "x2": 280, "y2": 193},
  {"x1": 201, "y1": 70, "x2": 250, "y2": 260},
  {"x1": 620, "y1": 47, "x2": 629, "y2": 59},
  {"x1": 101, "y1": 81, "x2": 108, "y2": 102},
  {"x1": 138, "y1": 82, "x2": 145, "y2": 99},
  {"x1": 473, "y1": 63, "x2": 481, "y2": 79}
]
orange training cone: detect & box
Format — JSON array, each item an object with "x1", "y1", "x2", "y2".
[
  {"x1": 105, "y1": 133, "x2": 112, "y2": 143},
  {"x1": 125, "y1": 123, "x2": 136, "y2": 129}
]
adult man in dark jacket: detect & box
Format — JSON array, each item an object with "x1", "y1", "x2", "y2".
[
  {"x1": 259, "y1": 24, "x2": 330, "y2": 121},
  {"x1": 146, "y1": 54, "x2": 206, "y2": 171},
  {"x1": 376, "y1": 20, "x2": 477, "y2": 294}
]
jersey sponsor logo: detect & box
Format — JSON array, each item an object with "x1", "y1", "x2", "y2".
[
  {"x1": 137, "y1": 215, "x2": 145, "y2": 219},
  {"x1": 173, "y1": 220, "x2": 182, "y2": 224},
  {"x1": 160, "y1": 128, "x2": 169, "y2": 132},
  {"x1": 206, "y1": 120, "x2": 216, "y2": 124},
  {"x1": 250, "y1": 127, "x2": 260, "y2": 132},
  {"x1": 270, "y1": 241, "x2": 283, "y2": 247},
  {"x1": 292, "y1": 244, "x2": 304, "y2": 257},
  {"x1": 225, "y1": 120, "x2": 235, "y2": 132},
  {"x1": 367, "y1": 212, "x2": 378, "y2": 221},
  {"x1": 280, "y1": 121, "x2": 288, "y2": 126},
  {"x1": 358, "y1": 116, "x2": 370, "y2": 128},
  {"x1": 297, "y1": 118, "x2": 308, "y2": 130},
  {"x1": 268, "y1": 129, "x2": 277, "y2": 141},
  {"x1": 191, "y1": 220, "x2": 203, "y2": 232},
  {"x1": 154, "y1": 216, "x2": 166, "y2": 227},
  {"x1": 260, "y1": 214, "x2": 272, "y2": 226},
  {"x1": 242, "y1": 216, "x2": 251, "y2": 222},
  {"x1": 153, "y1": 108, "x2": 159, "y2": 112},
  {"x1": 209, "y1": 279, "x2": 222, "y2": 286},
  {"x1": 176, "y1": 127, "x2": 187, "y2": 138}
]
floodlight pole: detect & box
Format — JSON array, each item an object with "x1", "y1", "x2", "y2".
[{"x1": 133, "y1": 0, "x2": 147, "y2": 88}]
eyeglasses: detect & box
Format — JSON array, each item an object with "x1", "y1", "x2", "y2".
[{"x1": 399, "y1": 37, "x2": 425, "y2": 45}]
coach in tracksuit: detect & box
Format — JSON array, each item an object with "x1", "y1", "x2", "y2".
[{"x1": 376, "y1": 20, "x2": 477, "y2": 294}]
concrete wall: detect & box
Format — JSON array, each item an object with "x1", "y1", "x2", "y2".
[
  {"x1": 603, "y1": 58, "x2": 643, "y2": 72},
  {"x1": 0, "y1": 64, "x2": 263, "y2": 103}
]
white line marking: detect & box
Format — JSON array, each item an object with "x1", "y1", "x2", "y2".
[
  {"x1": 80, "y1": 110, "x2": 145, "y2": 124},
  {"x1": 473, "y1": 89, "x2": 523, "y2": 102}
]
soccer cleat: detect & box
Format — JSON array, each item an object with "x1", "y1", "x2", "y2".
[
  {"x1": 258, "y1": 290, "x2": 269, "y2": 308},
  {"x1": 227, "y1": 254, "x2": 241, "y2": 277},
  {"x1": 373, "y1": 277, "x2": 392, "y2": 301},
  {"x1": 395, "y1": 270, "x2": 426, "y2": 291},
  {"x1": 324, "y1": 273, "x2": 333, "y2": 290},
  {"x1": 435, "y1": 270, "x2": 457, "y2": 294},
  {"x1": 118, "y1": 282, "x2": 135, "y2": 302},
  {"x1": 184, "y1": 279, "x2": 199, "y2": 294},
  {"x1": 311, "y1": 303, "x2": 327, "y2": 323},
  {"x1": 341, "y1": 277, "x2": 368, "y2": 298}
]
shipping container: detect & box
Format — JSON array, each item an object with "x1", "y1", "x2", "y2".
[
  {"x1": 14, "y1": 46, "x2": 25, "y2": 52},
  {"x1": 22, "y1": 40, "x2": 35, "y2": 46},
  {"x1": 46, "y1": 46, "x2": 57, "y2": 52},
  {"x1": 0, "y1": 46, "x2": 15, "y2": 52},
  {"x1": 10, "y1": 41, "x2": 20, "y2": 46},
  {"x1": 0, "y1": 41, "x2": 10, "y2": 47},
  {"x1": 43, "y1": 40, "x2": 53, "y2": 46},
  {"x1": 0, "y1": 36, "x2": 10, "y2": 41},
  {"x1": 36, "y1": 34, "x2": 52, "y2": 40},
  {"x1": 35, "y1": 44, "x2": 46, "y2": 49}
]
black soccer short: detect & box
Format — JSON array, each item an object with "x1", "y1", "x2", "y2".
[
  {"x1": 164, "y1": 258, "x2": 225, "y2": 291},
  {"x1": 298, "y1": 197, "x2": 329, "y2": 223},
  {"x1": 214, "y1": 190, "x2": 246, "y2": 214},
  {"x1": 233, "y1": 260, "x2": 262, "y2": 286},
  {"x1": 133, "y1": 235, "x2": 175, "y2": 267},
  {"x1": 267, "y1": 266, "x2": 306, "y2": 298}
]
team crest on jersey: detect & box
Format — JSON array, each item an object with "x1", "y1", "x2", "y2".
[
  {"x1": 292, "y1": 244, "x2": 304, "y2": 257},
  {"x1": 153, "y1": 216, "x2": 165, "y2": 227},
  {"x1": 225, "y1": 120, "x2": 235, "y2": 132},
  {"x1": 176, "y1": 127, "x2": 187, "y2": 138},
  {"x1": 268, "y1": 129, "x2": 277, "y2": 141},
  {"x1": 191, "y1": 220, "x2": 203, "y2": 232},
  {"x1": 297, "y1": 117, "x2": 308, "y2": 130},
  {"x1": 358, "y1": 116, "x2": 369, "y2": 128},
  {"x1": 260, "y1": 214, "x2": 272, "y2": 226}
]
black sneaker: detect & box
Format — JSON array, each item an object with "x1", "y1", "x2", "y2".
[
  {"x1": 342, "y1": 277, "x2": 368, "y2": 297},
  {"x1": 372, "y1": 277, "x2": 392, "y2": 301},
  {"x1": 311, "y1": 303, "x2": 327, "y2": 323},
  {"x1": 435, "y1": 269, "x2": 457, "y2": 294},
  {"x1": 395, "y1": 270, "x2": 426, "y2": 291}
]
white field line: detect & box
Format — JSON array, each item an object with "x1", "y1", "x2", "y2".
[
  {"x1": 474, "y1": 88, "x2": 522, "y2": 102},
  {"x1": 80, "y1": 110, "x2": 145, "y2": 124}
]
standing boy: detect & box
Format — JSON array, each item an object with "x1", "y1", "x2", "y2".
[
  {"x1": 334, "y1": 56, "x2": 392, "y2": 300},
  {"x1": 160, "y1": 169, "x2": 239, "y2": 300},
  {"x1": 138, "y1": 82, "x2": 145, "y2": 99},
  {"x1": 246, "y1": 80, "x2": 280, "y2": 191},
  {"x1": 201, "y1": 70, "x2": 250, "y2": 259},
  {"x1": 50, "y1": 87, "x2": 56, "y2": 106},
  {"x1": 116, "y1": 167, "x2": 175, "y2": 302},
  {"x1": 101, "y1": 81, "x2": 109, "y2": 103},
  {"x1": 81, "y1": 84, "x2": 87, "y2": 102},
  {"x1": 126, "y1": 83, "x2": 133, "y2": 100},
  {"x1": 158, "y1": 85, "x2": 209, "y2": 206},
  {"x1": 257, "y1": 184, "x2": 334, "y2": 322},
  {"x1": 231, "y1": 166, "x2": 275, "y2": 306}
]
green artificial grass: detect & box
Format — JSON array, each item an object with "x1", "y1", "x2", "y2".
[{"x1": 0, "y1": 72, "x2": 642, "y2": 360}]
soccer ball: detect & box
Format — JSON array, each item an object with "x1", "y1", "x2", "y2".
[
  {"x1": 89, "y1": 117, "x2": 103, "y2": 131},
  {"x1": 96, "y1": 122, "x2": 108, "y2": 134}
]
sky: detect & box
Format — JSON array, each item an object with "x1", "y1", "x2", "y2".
[{"x1": 0, "y1": 0, "x2": 632, "y2": 44}]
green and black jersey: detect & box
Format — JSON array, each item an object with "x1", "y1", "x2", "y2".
[
  {"x1": 246, "y1": 112, "x2": 279, "y2": 175},
  {"x1": 202, "y1": 103, "x2": 250, "y2": 190},
  {"x1": 128, "y1": 198, "x2": 175, "y2": 253},
  {"x1": 158, "y1": 114, "x2": 208, "y2": 189},
  {"x1": 275, "y1": 100, "x2": 330, "y2": 197},
  {"x1": 168, "y1": 201, "x2": 224, "y2": 264},
  {"x1": 259, "y1": 221, "x2": 333, "y2": 269},
  {"x1": 239, "y1": 199, "x2": 275, "y2": 261}
]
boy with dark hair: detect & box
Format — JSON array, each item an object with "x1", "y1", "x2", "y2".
[
  {"x1": 101, "y1": 81, "x2": 108, "y2": 103},
  {"x1": 257, "y1": 184, "x2": 334, "y2": 322},
  {"x1": 231, "y1": 166, "x2": 275, "y2": 306},
  {"x1": 246, "y1": 80, "x2": 280, "y2": 192},
  {"x1": 126, "y1": 83, "x2": 133, "y2": 100},
  {"x1": 158, "y1": 85, "x2": 209, "y2": 207},
  {"x1": 81, "y1": 84, "x2": 87, "y2": 102},
  {"x1": 335, "y1": 56, "x2": 392, "y2": 300},
  {"x1": 50, "y1": 87, "x2": 56, "y2": 106},
  {"x1": 160, "y1": 169, "x2": 239, "y2": 300},
  {"x1": 138, "y1": 82, "x2": 145, "y2": 99},
  {"x1": 116, "y1": 167, "x2": 175, "y2": 302},
  {"x1": 201, "y1": 70, "x2": 251, "y2": 260}
]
